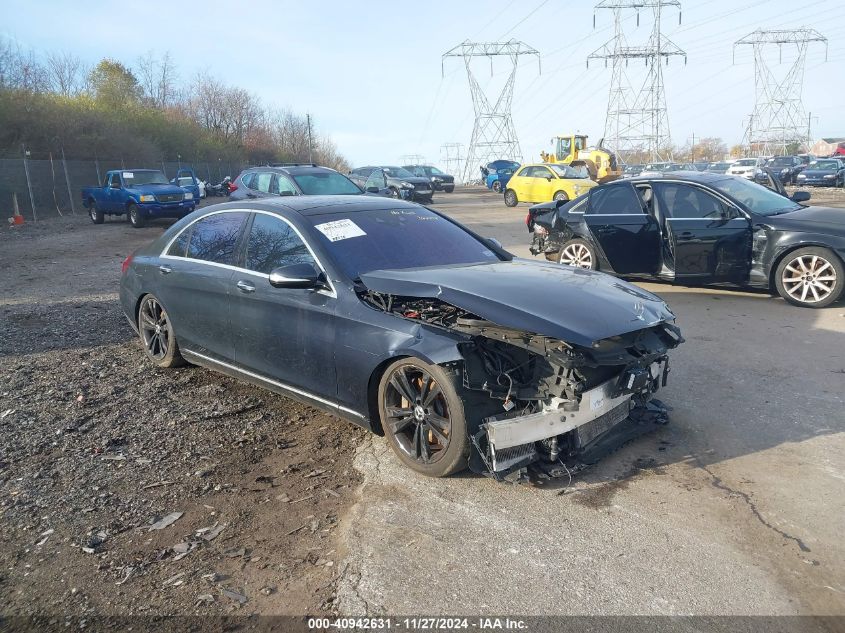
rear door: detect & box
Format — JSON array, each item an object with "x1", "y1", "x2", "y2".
[
  {"x1": 158, "y1": 211, "x2": 249, "y2": 361},
  {"x1": 653, "y1": 182, "x2": 751, "y2": 281},
  {"x1": 583, "y1": 182, "x2": 661, "y2": 274},
  {"x1": 231, "y1": 212, "x2": 337, "y2": 396}
]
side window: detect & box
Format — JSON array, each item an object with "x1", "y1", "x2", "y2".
[
  {"x1": 536, "y1": 167, "x2": 553, "y2": 179},
  {"x1": 242, "y1": 172, "x2": 256, "y2": 189},
  {"x1": 587, "y1": 183, "x2": 644, "y2": 215},
  {"x1": 275, "y1": 174, "x2": 297, "y2": 196},
  {"x1": 654, "y1": 183, "x2": 730, "y2": 220},
  {"x1": 109, "y1": 173, "x2": 121, "y2": 188},
  {"x1": 245, "y1": 214, "x2": 316, "y2": 275},
  {"x1": 167, "y1": 227, "x2": 191, "y2": 257},
  {"x1": 519, "y1": 166, "x2": 537, "y2": 178},
  {"x1": 365, "y1": 169, "x2": 386, "y2": 190},
  {"x1": 255, "y1": 172, "x2": 273, "y2": 193},
  {"x1": 187, "y1": 212, "x2": 248, "y2": 265}
]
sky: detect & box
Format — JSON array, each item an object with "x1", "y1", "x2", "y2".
[{"x1": 3, "y1": 0, "x2": 844, "y2": 170}]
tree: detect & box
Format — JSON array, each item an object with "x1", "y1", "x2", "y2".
[
  {"x1": 88, "y1": 59, "x2": 142, "y2": 107},
  {"x1": 45, "y1": 51, "x2": 85, "y2": 97},
  {"x1": 690, "y1": 137, "x2": 727, "y2": 162},
  {"x1": 137, "y1": 51, "x2": 177, "y2": 108}
]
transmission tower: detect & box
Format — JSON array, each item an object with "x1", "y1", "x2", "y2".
[
  {"x1": 588, "y1": 1, "x2": 686, "y2": 162},
  {"x1": 440, "y1": 143, "x2": 464, "y2": 182},
  {"x1": 443, "y1": 40, "x2": 540, "y2": 183},
  {"x1": 734, "y1": 28, "x2": 827, "y2": 156}
]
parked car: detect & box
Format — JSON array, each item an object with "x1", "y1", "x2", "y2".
[
  {"x1": 503, "y1": 163, "x2": 597, "y2": 206},
  {"x1": 795, "y1": 159, "x2": 845, "y2": 187},
  {"x1": 230, "y1": 165, "x2": 364, "y2": 201},
  {"x1": 403, "y1": 165, "x2": 455, "y2": 192},
  {"x1": 726, "y1": 157, "x2": 765, "y2": 179},
  {"x1": 759, "y1": 155, "x2": 806, "y2": 185},
  {"x1": 348, "y1": 166, "x2": 432, "y2": 202},
  {"x1": 120, "y1": 195, "x2": 683, "y2": 481},
  {"x1": 170, "y1": 168, "x2": 205, "y2": 200},
  {"x1": 706, "y1": 161, "x2": 732, "y2": 173},
  {"x1": 527, "y1": 172, "x2": 844, "y2": 308},
  {"x1": 620, "y1": 164, "x2": 643, "y2": 179},
  {"x1": 82, "y1": 169, "x2": 196, "y2": 228},
  {"x1": 484, "y1": 160, "x2": 520, "y2": 192}
]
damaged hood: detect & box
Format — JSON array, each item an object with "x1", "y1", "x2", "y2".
[{"x1": 360, "y1": 259, "x2": 675, "y2": 347}]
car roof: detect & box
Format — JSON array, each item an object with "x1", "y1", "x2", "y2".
[
  {"x1": 242, "y1": 165, "x2": 338, "y2": 175},
  {"x1": 205, "y1": 194, "x2": 425, "y2": 218},
  {"x1": 625, "y1": 172, "x2": 732, "y2": 184}
]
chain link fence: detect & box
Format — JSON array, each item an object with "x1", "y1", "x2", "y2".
[{"x1": 0, "y1": 157, "x2": 247, "y2": 221}]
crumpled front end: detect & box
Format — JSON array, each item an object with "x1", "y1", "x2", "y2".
[{"x1": 359, "y1": 287, "x2": 684, "y2": 483}]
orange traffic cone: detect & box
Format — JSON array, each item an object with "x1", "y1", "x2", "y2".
[{"x1": 9, "y1": 192, "x2": 24, "y2": 226}]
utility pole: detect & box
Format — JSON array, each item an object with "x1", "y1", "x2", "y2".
[
  {"x1": 588, "y1": 0, "x2": 686, "y2": 162},
  {"x1": 443, "y1": 40, "x2": 540, "y2": 183},
  {"x1": 734, "y1": 28, "x2": 827, "y2": 156},
  {"x1": 689, "y1": 132, "x2": 696, "y2": 162},
  {"x1": 306, "y1": 113, "x2": 314, "y2": 164}
]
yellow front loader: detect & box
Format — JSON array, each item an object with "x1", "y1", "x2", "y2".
[{"x1": 540, "y1": 134, "x2": 622, "y2": 183}]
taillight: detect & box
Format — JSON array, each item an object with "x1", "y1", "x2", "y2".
[
  {"x1": 121, "y1": 255, "x2": 133, "y2": 275},
  {"x1": 228, "y1": 183, "x2": 238, "y2": 192},
  {"x1": 525, "y1": 213, "x2": 531, "y2": 226}
]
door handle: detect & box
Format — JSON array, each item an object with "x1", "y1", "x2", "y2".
[
  {"x1": 236, "y1": 280, "x2": 256, "y2": 293},
  {"x1": 159, "y1": 265, "x2": 172, "y2": 274},
  {"x1": 678, "y1": 231, "x2": 694, "y2": 238}
]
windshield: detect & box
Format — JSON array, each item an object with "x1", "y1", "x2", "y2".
[
  {"x1": 809, "y1": 160, "x2": 839, "y2": 170},
  {"x1": 734, "y1": 159, "x2": 757, "y2": 166},
  {"x1": 549, "y1": 164, "x2": 589, "y2": 179},
  {"x1": 291, "y1": 171, "x2": 362, "y2": 195},
  {"x1": 710, "y1": 177, "x2": 801, "y2": 216},
  {"x1": 309, "y1": 207, "x2": 502, "y2": 279},
  {"x1": 176, "y1": 177, "x2": 194, "y2": 187},
  {"x1": 124, "y1": 171, "x2": 169, "y2": 186},
  {"x1": 769, "y1": 157, "x2": 793, "y2": 166},
  {"x1": 382, "y1": 166, "x2": 414, "y2": 179},
  {"x1": 428, "y1": 166, "x2": 444, "y2": 175}
]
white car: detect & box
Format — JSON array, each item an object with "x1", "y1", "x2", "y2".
[{"x1": 726, "y1": 157, "x2": 765, "y2": 180}]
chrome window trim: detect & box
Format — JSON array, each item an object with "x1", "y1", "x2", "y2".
[
  {"x1": 182, "y1": 349, "x2": 364, "y2": 419},
  {"x1": 160, "y1": 208, "x2": 337, "y2": 298}
]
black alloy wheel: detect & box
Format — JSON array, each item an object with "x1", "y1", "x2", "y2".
[
  {"x1": 138, "y1": 295, "x2": 185, "y2": 368},
  {"x1": 378, "y1": 359, "x2": 468, "y2": 477}
]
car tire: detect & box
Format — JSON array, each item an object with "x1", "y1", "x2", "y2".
[
  {"x1": 492, "y1": 181, "x2": 502, "y2": 193},
  {"x1": 445, "y1": 186, "x2": 454, "y2": 193},
  {"x1": 774, "y1": 247, "x2": 843, "y2": 308},
  {"x1": 137, "y1": 294, "x2": 186, "y2": 368},
  {"x1": 128, "y1": 203, "x2": 146, "y2": 228},
  {"x1": 558, "y1": 238, "x2": 598, "y2": 270},
  {"x1": 89, "y1": 202, "x2": 104, "y2": 224},
  {"x1": 504, "y1": 189, "x2": 518, "y2": 207},
  {"x1": 377, "y1": 358, "x2": 470, "y2": 477},
  {"x1": 553, "y1": 191, "x2": 568, "y2": 202}
]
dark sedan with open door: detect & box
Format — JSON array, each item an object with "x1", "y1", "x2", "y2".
[
  {"x1": 120, "y1": 196, "x2": 682, "y2": 483},
  {"x1": 528, "y1": 172, "x2": 845, "y2": 308}
]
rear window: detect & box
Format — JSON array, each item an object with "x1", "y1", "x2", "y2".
[{"x1": 308, "y1": 207, "x2": 501, "y2": 279}]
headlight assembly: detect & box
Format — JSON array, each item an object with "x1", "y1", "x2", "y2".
[
  {"x1": 139, "y1": 194, "x2": 155, "y2": 203},
  {"x1": 400, "y1": 181, "x2": 414, "y2": 189},
  {"x1": 184, "y1": 192, "x2": 194, "y2": 199}
]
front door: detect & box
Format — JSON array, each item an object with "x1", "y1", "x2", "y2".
[
  {"x1": 653, "y1": 182, "x2": 752, "y2": 281},
  {"x1": 583, "y1": 181, "x2": 661, "y2": 274},
  {"x1": 159, "y1": 211, "x2": 250, "y2": 361},
  {"x1": 231, "y1": 212, "x2": 337, "y2": 397}
]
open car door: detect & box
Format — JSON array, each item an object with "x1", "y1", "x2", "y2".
[{"x1": 583, "y1": 182, "x2": 661, "y2": 274}]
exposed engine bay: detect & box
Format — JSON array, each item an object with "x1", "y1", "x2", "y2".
[{"x1": 361, "y1": 290, "x2": 684, "y2": 483}]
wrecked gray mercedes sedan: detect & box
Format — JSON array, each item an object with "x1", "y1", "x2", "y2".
[{"x1": 120, "y1": 195, "x2": 683, "y2": 482}]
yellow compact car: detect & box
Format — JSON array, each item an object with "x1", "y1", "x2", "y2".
[{"x1": 503, "y1": 163, "x2": 597, "y2": 207}]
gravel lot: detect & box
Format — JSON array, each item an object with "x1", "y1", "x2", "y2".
[{"x1": 2, "y1": 185, "x2": 844, "y2": 619}]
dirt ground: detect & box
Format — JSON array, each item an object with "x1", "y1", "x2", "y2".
[{"x1": 0, "y1": 214, "x2": 367, "y2": 617}]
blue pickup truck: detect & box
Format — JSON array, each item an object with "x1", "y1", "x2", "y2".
[{"x1": 81, "y1": 169, "x2": 197, "y2": 228}]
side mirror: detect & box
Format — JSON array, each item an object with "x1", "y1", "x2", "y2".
[
  {"x1": 546, "y1": 175, "x2": 553, "y2": 181},
  {"x1": 366, "y1": 186, "x2": 380, "y2": 193},
  {"x1": 486, "y1": 237, "x2": 503, "y2": 250},
  {"x1": 790, "y1": 191, "x2": 811, "y2": 203},
  {"x1": 269, "y1": 262, "x2": 326, "y2": 289}
]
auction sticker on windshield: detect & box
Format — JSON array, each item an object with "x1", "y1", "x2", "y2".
[{"x1": 314, "y1": 219, "x2": 367, "y2": 242}]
